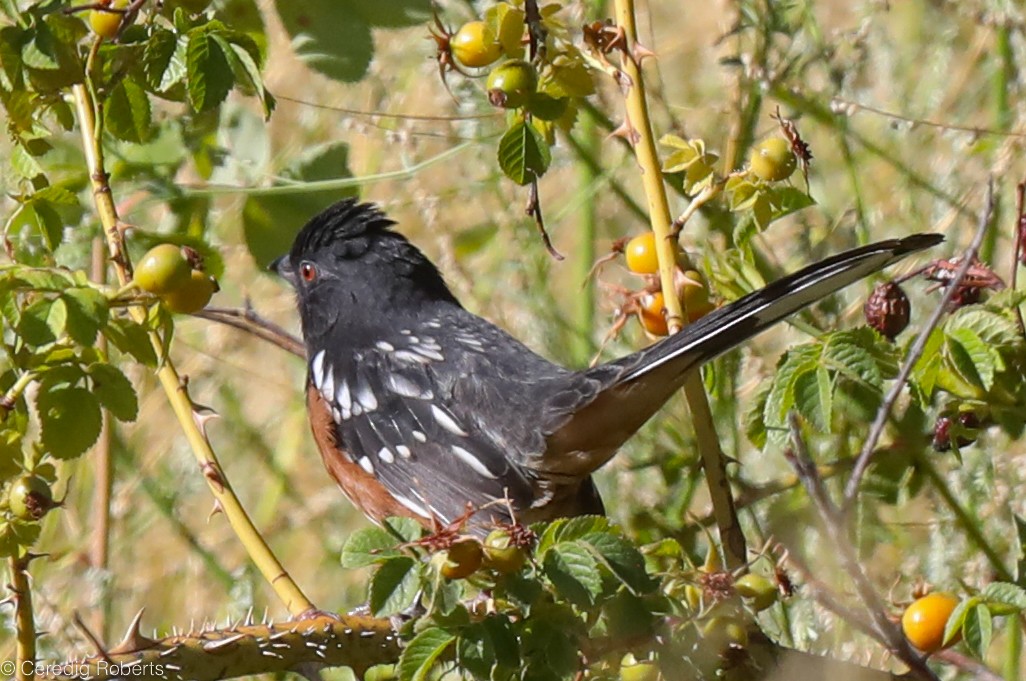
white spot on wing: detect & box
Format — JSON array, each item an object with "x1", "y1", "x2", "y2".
[
  {"x1": 412, "y1": 430, "x2": 427, "y2": 443},
  {"x1": 355, "y1": 377, "x2": 378, "y2": 411},
  {"x1": 331, "y1": 406, "x2": 341, "y2": 422},
  {"x1": 385, "y1": 373, "x2": 432, "y2": 400},
  {"x1": 431, "y1": 405, "x2": 468, "y2": 436},
  {"x1": 359, "y1": 457, "x2": 374, "y2": 474},
  {"x1": 451, "y1": 445, "x2": 497, "y2": 479},
  {"x1": 396, "y1": 445, "x2": 411, "y2": 458},
  {"x1": 311, "y1": 350, "x2": 325, "y2": 388},
  {"x1": 377, "y1": 447, "x2": 395, "y2": 464},
  {"x1": 321, "y1": 365, "x2": 335, "y2": 403},
  {"x1": 393, "y1": 350, "x2": 431, "y2": 365},
  {"x1": 376, "y1": 341, "x2": 395, "y2": 352},
  {"x1": 352, "y1": 403, "x2": 363, "y2": 417},
  {"x1": 410, "y1": 345, "x2": 444, "y2": 362},
  {"x1": 393, "y1": 494, "x2": 430, "y2": 518},
  {"x1": 338, "y1": 379, "x2": 352, "y2": 411}
]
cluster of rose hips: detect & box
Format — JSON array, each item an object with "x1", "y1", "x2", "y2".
[
  {"x1": 432, "y1": 526, "x2": 532, "y2": 581},
  {"x1": 433, "y1": 8, "x2": 581, "y2": 124},
  {"x1": 133, "y1": 243, "x2": 218, "y2": 314}
]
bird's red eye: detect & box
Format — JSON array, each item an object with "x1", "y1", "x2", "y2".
[{"x1": 300, "y1": 262, "x2": 317, "y2": 282}]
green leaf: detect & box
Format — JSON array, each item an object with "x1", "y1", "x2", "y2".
[
  {"x1": 340, "y1": 525, "x2": 405, "y2": 568},
  {"x1": 62, "y1": 287, "x2": 109, "y2": 346},
  {"x1": 580, "y1": 532, "x2": 655, "y2": 594},
  {"x1": 87, "y1": 362, "x2": 138, "y2": 422},
  {"x1": 397, "y1": 626, "x2": 455, "y2": 681},
  {"x1": 18, "y1": 296, "x2": 65, "y2": 346},
  {"x1": 0, "y1": 429, "x2": 24, "y2": 481},
  {"x1": 543, "y1": 541, "x2": 602, "y2": 605},
  {"x1": 143, "y1": 28, "x2": 184, "y2": 93},
  {"x1": 275, "y1": 0, "x2": 426, "y2": 83},
  {"x1": 981, "y1": 582, "x2": 1026, "y2": 610},
  {"x1": 822, "y1": 330, "x2": 888, "y2": 386},
  {"x1": 457, "y1": 615, "x2": 521, "y2": 679},
  {"x1": 216, "y1": 36, "x2": 274, "y2": 118},
  {"x1": 186, "y1": 27, "x2": 233, "y2": 112},
  {"x1": 497, "y1": 120, "x2": 551, "y2": 186},
  {"x1": 764, "y1": 344, "x2": 821, "y2": 429},
  {"x1": 537, "y1": 515, "x2": 609, "y2": 555},
  {"x1": 792, "y1": 366, "x2": 833, "y2": 431},
  {"x1": 945, "y1": 327, "x2": 994, "y2": 392},
  {"x1": 104, "y1": 77, "x2": 153, "y2": 143},
  {"x1": 104, "y1": 318, "x2": 158, "y2": 366},
  {"x1": 369, "y1": 556, "x2": 420, "y2": 616},
  {"x1": 944, "y1": 595, "x2": 977, "y2": 646},
  {"x1": 0, "y1": 520, "x2": 41, "y2": 557},
  {"x1": 275, "y1": 0, "x2": 374, "y2": 82},
  {"x1": 962, "y1": 603, "x2": 992, "y2": 658},
  {"x1": 37, "y1": 386, "x2": 102, "y2": 459}
]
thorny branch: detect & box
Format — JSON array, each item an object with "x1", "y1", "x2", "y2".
[{"x1": 842, "y1": 181, "x2": 996, "y2": 510}]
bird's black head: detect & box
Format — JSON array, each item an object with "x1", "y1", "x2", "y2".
[{"x1": 273, "y1": 198, "x2": 459, "y2": 344}]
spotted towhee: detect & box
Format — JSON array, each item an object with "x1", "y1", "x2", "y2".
[{"x1": 273, "y1": 199, "x2": 941, "y2": 532}]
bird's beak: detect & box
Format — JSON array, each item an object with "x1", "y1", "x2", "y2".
[{"x1": 270, "y1": 254, "x2": 297, "y2": 285}]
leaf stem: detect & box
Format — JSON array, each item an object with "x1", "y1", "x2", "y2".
[{"x1": 71, "y1": 83, "x2": 314, "y2": 615}]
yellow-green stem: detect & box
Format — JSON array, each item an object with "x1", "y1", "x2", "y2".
[
  {"x1": 612, "y1": 0, "x2": 745, "y2": 567},
  {"x1": 10, "y1": 556, "x2": 35, "y2": 681},
  {"x1": 71, "y1": 84, "x2": 314, "y2": 615}
]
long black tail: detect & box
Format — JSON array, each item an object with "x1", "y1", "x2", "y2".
[{"x1": 616, "y1": 233, "x2": 943, "y2": 384}]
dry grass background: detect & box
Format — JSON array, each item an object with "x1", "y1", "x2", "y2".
[{"x1": 3, "y1": 0, "x2": 1026, "y2": 677}]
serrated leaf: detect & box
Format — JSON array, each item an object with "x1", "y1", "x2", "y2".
[
  {"x1": 946, "y1": 327, "x2": 996, "y2": 391},
  {"x1": 537, "y1": 515, "x2": 609, "y2": 555},
  {"x1": 981, "y1": 582, "x2": 1026, "y2": 609},
  {"x1": 104, "y1": 77, "x2": 153, "y2": 143},
  {"x1": 186, "y1": 28, "x2": 233, "y2": 112},
  {"x1": 398, "y1": 627, "x2": 455, "y2": 681},
  {"x1": 911, "y1": 327, "x2": 945, "y2": 399},
  {"x1": 792, "y1": 365, "x2": 833, "y2": 431},
  {"x1": 764, "y1": 344, "x2": 821, "y2": 428},
  {"x1": 37, "y1": 386, "x2": 102, "y2": 459},
  {"x1": 497, "y1": 120, "x2": 551, "y2": 186},
  {"x1": 87, "y1": 362, "x2": 137, "y2": 422},
  {"x1": 62, "y1": 287, "x2": 108, "y2": 346},
  {"x1": 103, "y1": 318, "x2": 158, "y2": 366},
  {"x1": 543, "y1": 541, "x2": 602, "y2": 605},
  {"x1": 340, "y1": 525, "x2": 405, "y2": 568},
  {"x1": 369, "y1": 556, "x2": 420, "y2": 616},
  {"x1": 581, "y1": 532, "x2": 655, "y2": 594},
  {"x1": 18, "y1": 297, "x2": 64, "y2": 346},
  {"x1": 962, "y1": 603, "x2": 992, "y2": 658},
  {"x1": 218, "y1": 37, "x2": 274, "y2": 118},
  {"x1": 143, "y1": 29, "x2": 182, "y2": 93},
  {"x1": 823, "y1": 330, "x2": 887, "y2": 386}
]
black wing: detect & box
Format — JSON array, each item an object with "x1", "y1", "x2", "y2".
[{"x1": 308, "y1": 328, "x2": 540, "y2": 525}]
